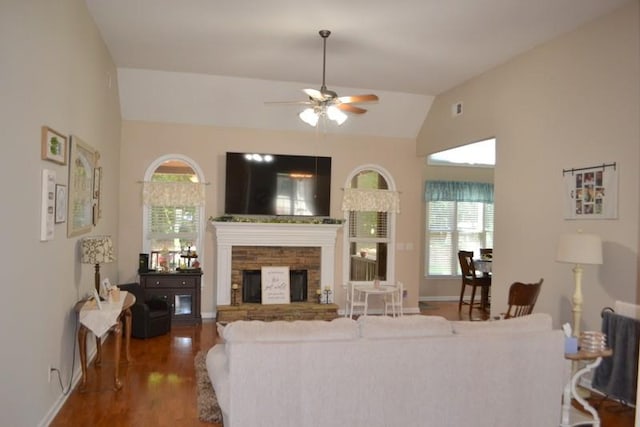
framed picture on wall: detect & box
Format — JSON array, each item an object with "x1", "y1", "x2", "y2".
[
  {"x1": 93, "y1": 166, "x2": 102, "y2": 224},
  {"x1": 55, "y1": 184, "x2": 67, "y2": 224},
  {"x1": 67, "y1": 135, "x2": 97, "y2": 237},
  {"x1": 41, "y1": 126, "x2": 67, "y2": 165}
]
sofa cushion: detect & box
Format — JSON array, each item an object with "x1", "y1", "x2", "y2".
[
  {"x1": 452, "y1": 312, "x2": 552, "y2": 335},
  {"x1": 206, "y1": 344, "x2": 229, "y2": 417},
  {"x1": 358, "y1": 315, "x2": 453, "y2": 338},
  {"x1": 222, "y1": 317, "x2": 359, "y2": 343}
]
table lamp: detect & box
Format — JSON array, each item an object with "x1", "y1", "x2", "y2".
[
  {"x1": 556, "y1": 231, "x2": 603, "y2": 337},
  {"x1": 81, "y1": 235, "x2": 115, "y2": 294}
]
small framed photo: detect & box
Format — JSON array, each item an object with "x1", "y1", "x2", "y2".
[
  {"x1": 101, "y1": 278, "x2": 112, "y2": 295},
  {"x1": 55, "y1": 184, "x2": 67, "y2": 224},
  {"x1": 41, "y1": 126, "x2": 67, "y2": 165}
]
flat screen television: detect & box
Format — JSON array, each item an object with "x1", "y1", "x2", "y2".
[{"x1": 224, "y1": 152, "x2": 331, "y2": 217}]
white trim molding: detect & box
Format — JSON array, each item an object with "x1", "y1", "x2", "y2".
[{"x1": 212, "y1": 222, "x2": 342, "y2": 305}]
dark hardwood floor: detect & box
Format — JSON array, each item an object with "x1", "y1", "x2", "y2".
[{"x1": 50, "y1": 302, "x2": 635, "y2": 426}]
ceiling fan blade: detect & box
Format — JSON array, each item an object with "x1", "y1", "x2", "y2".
[
  {"x1": 337, "y1": 103, "x2": 367, "y2": 114},
  {"x1": 265, "y1": 100, "x2": 313, "y2": 106},
  {"x1": 303, "y1": 88, "x2": 325, "y2": 100},
  {"x1": 337, "y1": 94, "x2": 379, "y2": 104}
]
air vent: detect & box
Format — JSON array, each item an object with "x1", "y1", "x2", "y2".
[{"x1": 452, "y1": 102, "x2": 463, "y2": 117}]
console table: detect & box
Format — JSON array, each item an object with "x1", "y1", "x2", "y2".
[
  {"x1": 139, "y1": 271, "x2": 202, "y2": 323},
  {"x1": 561, "y1": 348, "x2": 613, "y2": 427}
]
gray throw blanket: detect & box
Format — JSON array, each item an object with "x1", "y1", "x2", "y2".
[{"x1": 592, "y1": 311, "x2": 640, "y2": 404}]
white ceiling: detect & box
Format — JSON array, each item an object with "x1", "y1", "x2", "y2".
[{"x1": 86, "y1": 0, "x2": 629, "y2": 138}]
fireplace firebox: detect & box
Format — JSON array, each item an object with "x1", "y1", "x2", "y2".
[{"x1": 242, "y1": 269, "x2": 308, "y2": 303}]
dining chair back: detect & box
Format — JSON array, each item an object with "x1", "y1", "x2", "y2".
[
  {"x1": 345, "y1": 281, "x2": 366, "y2": 319},
  {"x1": 458, "y1": 250, "x2": 492, "y2": 317},
  {"x1": 384, "y1": 282, "x2": 404, "y2": 317},
  {"x1": 504, "y1": 278, "x2": 544, "y2": 319}
]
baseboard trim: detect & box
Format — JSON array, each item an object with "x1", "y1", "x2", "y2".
[
  {"x1": 419, "y1": 296, "x2": 459, "y2": 302},
  {"x1": 38, "y1": 347, "x2": 97, "y2": 427}
]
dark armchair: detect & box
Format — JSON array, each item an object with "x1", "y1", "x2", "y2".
[{"x1": 118, "y1": 283, "x2": 172, "y2": 339}]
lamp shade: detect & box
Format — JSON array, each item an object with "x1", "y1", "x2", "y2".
[
  {"x1": 556, "y1": 232, "x2": 602, "y2": 265},
  {"x1": 81, "y1": 236, "x2": 115, "y2": 264}
]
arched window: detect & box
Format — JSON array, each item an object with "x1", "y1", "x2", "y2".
[
  {"x1": 342, "y1": 165, "x2": 398, "y2": 285},
  {"x1": 142, "y1": 155, "x2": 206, "y2": 271}
]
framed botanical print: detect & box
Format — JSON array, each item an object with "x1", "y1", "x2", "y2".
[
  {"x1": 67, "y1": 135, "x2": 97, "y2": 237},
  {"x1": 41, "y1": 126, "x2": 68, "y2": 165}
]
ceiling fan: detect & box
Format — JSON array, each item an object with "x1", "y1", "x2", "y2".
[{"x1": 268, "y1": 30, "x2": 379, "y2": 127}]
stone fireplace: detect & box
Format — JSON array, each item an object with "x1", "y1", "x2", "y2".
[{"x1": 212, "y1": 222, "x2": 342, "y2": 306}]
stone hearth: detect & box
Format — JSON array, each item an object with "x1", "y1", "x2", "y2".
[{"x1": 216, "y1": 302, "x2": 339, "y2": 323}]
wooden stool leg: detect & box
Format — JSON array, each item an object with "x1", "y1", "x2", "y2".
[
  {"x1": 113, "y1": 320, "x2": 123, "y2": 391},
  {"x1": 78, "y1": 326, "x2": 88, "y2": 391}
]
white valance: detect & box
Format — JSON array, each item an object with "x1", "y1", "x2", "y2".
[
  {"x1": 341, "y1": 188, "x2": 400, "y2": 213},
  {"x1": 142, "y1": 181, "x2": 206, "y2": 206}
]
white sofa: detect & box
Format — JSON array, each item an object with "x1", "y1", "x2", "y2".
[{"x1": 207, "y1": 313, "x2": 565, "y2": 427}]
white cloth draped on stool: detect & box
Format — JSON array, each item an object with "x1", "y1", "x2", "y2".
[{"x1": 79, "y1": 291, "x2": 128, "y2": 337}]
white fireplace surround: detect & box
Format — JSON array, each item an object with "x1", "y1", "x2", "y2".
[{"x1": 212, "y1": 221, "x2": 343, "y2": 305}]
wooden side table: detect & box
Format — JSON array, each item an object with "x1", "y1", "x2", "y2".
[
  {"x1": 560, "y1": 348, "x2": 613, "y2": 427},
  {"x1": 75, "y1": 292, "x2": 135, "y2": 391}
]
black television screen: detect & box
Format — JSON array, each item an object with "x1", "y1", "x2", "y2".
[{"x1": 224, "y1": 152, "x2": 331, "y2": 217}]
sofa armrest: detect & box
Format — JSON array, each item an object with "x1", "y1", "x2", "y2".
[
  {"x1": 146, "y1": 298, "x2": 170, "y2": 311},
  {"x1": 129, "y1": 303, "x2": 150, "y2": 318}
]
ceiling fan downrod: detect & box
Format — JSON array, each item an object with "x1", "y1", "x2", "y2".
[{"x1": 319, "y1": 30, "x2": 330, "y2": 94}]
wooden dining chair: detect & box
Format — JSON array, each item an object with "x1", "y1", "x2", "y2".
[
  {"x1": 503, "y1": 278, "x2": 543, "y2": 319},
  {"x1": 457, "y1": 250, "x2": 492, "y2": 317}
]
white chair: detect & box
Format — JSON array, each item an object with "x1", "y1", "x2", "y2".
[
  {"x1": 384, "y1": 282, "x2": 404, "y2": 317},
  {"x1": 345, "y1": 282, "x2": 366, "y2": 318}
]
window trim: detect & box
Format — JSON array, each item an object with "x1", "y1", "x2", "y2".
[
  {"x1": 142, "y1": 154, "x2": 206, "y2": 269},
  {"x1": 342, "y1": 164, "x2": 397, "y2": 287}
]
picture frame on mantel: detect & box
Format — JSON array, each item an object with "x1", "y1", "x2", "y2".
[
  {"x1": 261, "y1": 266, "x2": 291, "y2": 304},
  {"x1": 67, "y1": 135, "x2": 97, "y2": 237},
  {"x1": 41, "y1": 126, "x2": 67, "y2": 165}
]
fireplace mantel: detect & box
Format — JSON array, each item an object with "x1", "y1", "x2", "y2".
[{"x1": 212, "y1": 221, "x2": 343, "y2": 305}]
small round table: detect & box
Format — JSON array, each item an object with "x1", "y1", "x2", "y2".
[
  {"x1": 354, "y1": 284, "x2": 399, "y2": 316},
  {"x1": 561, "y1": 348, "x2": 613, "y2": 427}
]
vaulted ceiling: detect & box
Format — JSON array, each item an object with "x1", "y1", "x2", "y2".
[{"x1": 86, "y1": 0, "x2": 629, "y2": 138}]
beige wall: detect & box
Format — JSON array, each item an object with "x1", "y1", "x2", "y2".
[
  {"x1": 0, "y1": 0, "x2": 121, "y2": 425},
  {"x1": 118, "y1": 122, "x2": 424, "y2": 316},
  {"x1": 417, "y1": 1, "x2": 640, "y2": 330}
]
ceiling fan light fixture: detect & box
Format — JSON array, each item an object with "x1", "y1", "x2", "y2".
[
  {"x1": 299, "y1": 108, "x2": 319, "y2": 126},
  {"x1": 327, "y1": 105, "x2": 347, "y2": 125}
]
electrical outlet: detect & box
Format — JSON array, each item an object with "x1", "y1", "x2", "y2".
[{"x1": 47, "y1": 365, "x2": 57, "y2": 383}]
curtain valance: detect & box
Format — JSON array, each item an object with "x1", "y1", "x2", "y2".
[
  {"x1": 142, "y1": 181, "x2": 206, "y2": 206},
  {"x1": 425, "y1": 181, "x2": 494, "y2": 203},
  {"x1": 341, "y1": 188, "x2": 400, "y2": 213}
]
